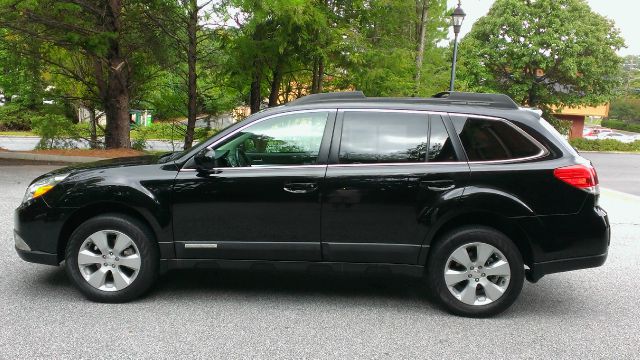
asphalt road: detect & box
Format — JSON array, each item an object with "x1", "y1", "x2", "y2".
[
  {"x1": 583, "y1": 152, "x2": 640, "y2": 196},
  {"x1": 1, "y1": 154, "x2": 639, "y2": 359}
]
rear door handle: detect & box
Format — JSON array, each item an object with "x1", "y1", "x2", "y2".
[
  {"x1": 420, "y1": 180, "x2": 455, "y2": 191},
  {"x1": 283, "y1": 182, "x2": 318, "y2": 194}
]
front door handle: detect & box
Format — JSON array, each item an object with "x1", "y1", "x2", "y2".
[
  {"x1": 420, "y1": 180, "x2": 455, "y2": 191},
  {"x1": 283, "y1": 182, "x2": 318, "y2": 194}
]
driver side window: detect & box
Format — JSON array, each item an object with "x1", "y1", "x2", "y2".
[{"x1": 215, "y1": 111, "x2": 329, "y2": 167}]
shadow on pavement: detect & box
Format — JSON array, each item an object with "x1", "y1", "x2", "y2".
[{"x1": 28, "y1": 265, "x2": 587, "y2": 317}]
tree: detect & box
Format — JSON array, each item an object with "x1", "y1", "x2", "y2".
[
  {"x1": 458, "y1": 0, "x2": 625, "y2": 113},
  {"x1": 344, "y1": 0, "x2": 449, "y2": 97},
  {"x1": 0, "y1": 0, "x2": 157, "y2": 148},
  {"x1": 143, "y1": 0, "x2": 225, "y2": 149}
]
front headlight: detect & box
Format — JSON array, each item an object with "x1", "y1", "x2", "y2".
[{"x1": 23, "y1": 174, "x2": 69, "y2": 203}]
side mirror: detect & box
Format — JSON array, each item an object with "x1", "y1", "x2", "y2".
[{"x1": 194, "y1": 148, "x2": 229, "y2": 172}]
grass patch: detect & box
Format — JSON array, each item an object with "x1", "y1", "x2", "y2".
[{"x1": 0, "y1": 130, "x2": 37, "y2": 136}]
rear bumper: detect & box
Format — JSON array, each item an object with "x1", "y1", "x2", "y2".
[{"x1": 526, "y1": 252, "x2": 607, "y2": 283}]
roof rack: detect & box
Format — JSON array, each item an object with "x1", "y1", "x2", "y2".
[
  {"x1": 284, "y1": 91, "x2": 520, "y2": 110},
  {"x1": 431, "y1": 92, "x2": 519, "y2": 109},
  {"x1": 285, "y1": 91, "x2": 366, "y2": 106}
]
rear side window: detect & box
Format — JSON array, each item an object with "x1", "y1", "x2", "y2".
[
  {"x1": 451, "y1": 116, "x2": 544, "y2": 161},
  {"x1": 339, "y1": 111, "x2": 429, "y2": 164}
]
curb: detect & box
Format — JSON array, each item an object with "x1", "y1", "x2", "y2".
[{"x1": 0, "y1": 151, "x2": 105, "y2": 163}]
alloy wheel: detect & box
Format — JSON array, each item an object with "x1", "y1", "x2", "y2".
[
  {"x1": 77, "y1": 230, "x2": 141, "y2": 292},
  {"x1": 444, "y1": 242, "x2": 511, "y2": 306}
]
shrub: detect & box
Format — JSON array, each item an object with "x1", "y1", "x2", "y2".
[
  {"x1": 0, "y1": 104, "x2": 35, "y2": 131},
  {"x1": 601, "y1": 119, "x2": 640, "y2": 133},
  {"x1": 131, "y1": 125, "x2": 149, "y2": 151},
  {"x1": 570, "y1": 138, "x2": 640, "y2": 152},
  {"x1": 30, "y1": 114, "x2": 80, "y2": 149}
]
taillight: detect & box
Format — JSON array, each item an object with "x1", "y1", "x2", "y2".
[{"x1": 554, "y1": 164, "x2": 598, "y2": 192}]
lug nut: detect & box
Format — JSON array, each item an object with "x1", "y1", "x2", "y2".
[
  {"x1": 111, "y1": 264, "x2": 116, "y2": 268},
  {"x1": 475, "y1": 278, "x2": 479, "y2": 282},
  {"x1": 468, "y1": 274, "x2": 472, "y2": 278},
  {"x1": 470, "y1": 266, "x2": 474, "y2": 270},
  {"x1": 102, "y1": 255, "x2": 106, "y2": 259},
  {"x1": 482, "y1": 273, "x2": 486, "y2": 277},
  {"x1": 478, "y1": 266, "x2": 483, "y2": 269},
  {"x1": 103, "y1": 263, "x2": 108, "y2": 267},
  {"x1": 109, "y1": 252, "x2": 113, "y2": 256},
  {"x1": 115, "y1": 257, "x2": 119, "y2": 261}
]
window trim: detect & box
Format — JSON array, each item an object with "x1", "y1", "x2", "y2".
[
  {"x1": 180, "y1": 109, "x2": 334, "y2": 171},
  {"x1": 448, "y1": 113, "x2": 549, "y2": 164}
]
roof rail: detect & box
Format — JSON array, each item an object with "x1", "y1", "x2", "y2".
[
  {"x1": 431, "y1": 91, "x2": 519, "y2": 109},
  {"x1": 286, "y1": 91, "x2": 366, "y2": 106}
]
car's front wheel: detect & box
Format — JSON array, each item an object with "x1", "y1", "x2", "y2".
[
  {"x1": 65, "y1": 214, "x2": 159, "y2": 302},
  {"x1": 427, "y1": 226, "x2": 524, "y2": 317}
]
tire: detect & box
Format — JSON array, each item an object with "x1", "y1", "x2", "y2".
[
  {"x1": 65, "y1": 214, "x2": 159, "y2": 302},
  {"x1": 427, "y1": 226, "x2": 524, "y2": 317}
]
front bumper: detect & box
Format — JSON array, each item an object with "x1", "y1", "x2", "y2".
[
  {"x1": 14, "y1": 197, "x2": 68, "y2": 266},
  {"x1": 15, "y1": 247, "x2": 60, "y2": 266}
]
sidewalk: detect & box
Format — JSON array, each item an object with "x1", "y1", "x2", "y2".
[
  {"x1": 0, "y1": 135, "x2": 181, "y2": 152},
  {"x1": 0, "y1": 151, "x2": 105, "y2": 163}
]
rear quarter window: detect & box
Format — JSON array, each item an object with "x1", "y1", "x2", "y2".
[{"x1": 451, "y1": 116, "x2": 545, "y2": 162}]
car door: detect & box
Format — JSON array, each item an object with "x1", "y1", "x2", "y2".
[
  {"x1": 172, "y1": 109, "x2": 335, "y2": 261},
  {"x1": 321, "y1": 110, "x2": 469, "y2": 264}
]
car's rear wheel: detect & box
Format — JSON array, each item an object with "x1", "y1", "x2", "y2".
[
  {"x1": 427, "y1": 226, "x2": 524, "y2": 317},
  {"x1": 65, "y1": 214, "x2": 159, "y2": 302}
]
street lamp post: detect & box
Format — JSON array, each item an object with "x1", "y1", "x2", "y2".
[{"x1": 449, "y1": 2, "x2": 466, "y2": 92}]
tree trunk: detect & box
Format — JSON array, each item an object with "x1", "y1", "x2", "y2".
[
  {"x1": 183, "y1": 0, "x2": 198, "y2": 150},
  {"x1": 269, "y1": 60, "x2": 283, "y2": 107},
  {"x1": 250, "y1": 64, "x2": 262, "y2": 114},
  {"x1": 414, "y1": 0, "x2": 428, "y2": 95},
  {"x1": 311, "y1": 58, "x2": 319, "y2": 94},
  {"x1": 88, "y1": 106, "x2": 98, "y2": 149},
  {"x1": 317, "y1": 58, "x2": 324, "y2": 93},
  {"x1": 104, "y1": 0, "x2": 130, "y2": 149}
]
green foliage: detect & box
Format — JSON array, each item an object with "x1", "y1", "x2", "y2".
[
  {"x1": 570, "y1": 138, "x2": 640, "y2": 152},
  {"x1": 601, "y1": 119, "x2": 640, "y2": 133},
  {"x1": 609, "y1": 98, "x2": 640, "y2": 122},
  {"x1": 458, "y1": 0, "x2": 625, "y2": 111},
  {"x1": 0, "y1": 103, "x2": 33, "y2": 131},
  {"x1": 130, "y1": 125, "x2": 149, "y2": 151},
  {"x1": 130, "y1": 122, "x2": 219, "y2": 142},
  {"x1": 547, "y1": 118, "x2": 573, "y2": 138},
  {"x1": 30, "y1": 113, "x2": 79, "y2": 149}
]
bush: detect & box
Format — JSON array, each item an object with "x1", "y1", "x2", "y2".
[
  {"x1": 30, "y1": 114, "x2": 82, "y2": 149},
  {"x1": 130, "y1": 125, "x2": 149, "y2": 151},
  {"x1": 0, "y1": 104, "x2": 35, "y2": 131},
  {"x1": 601, "y1": 119, "x2": 640, "y2": 133},
  {"x1": 570, "y1": 138, "x2": 640, "y2": 152}
]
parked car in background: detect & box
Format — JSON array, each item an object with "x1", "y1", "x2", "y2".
[
  {"x1": 583, "y1": 126, "x2": 612, "y2": 138},
  {"x1": 15, "y1": 91, "x2": 610, "y2": 317},
  {"x1": 595, "y1": 132, "x2": 637, "y2": 143}
]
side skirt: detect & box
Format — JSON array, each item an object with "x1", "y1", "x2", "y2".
[{"x1": 160, "y1": 259, "x2": 425, "y2": 278}]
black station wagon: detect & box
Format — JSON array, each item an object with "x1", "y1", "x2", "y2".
[{"x1": 14, "y1": 92, "x2": 609, "y2": 317}]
